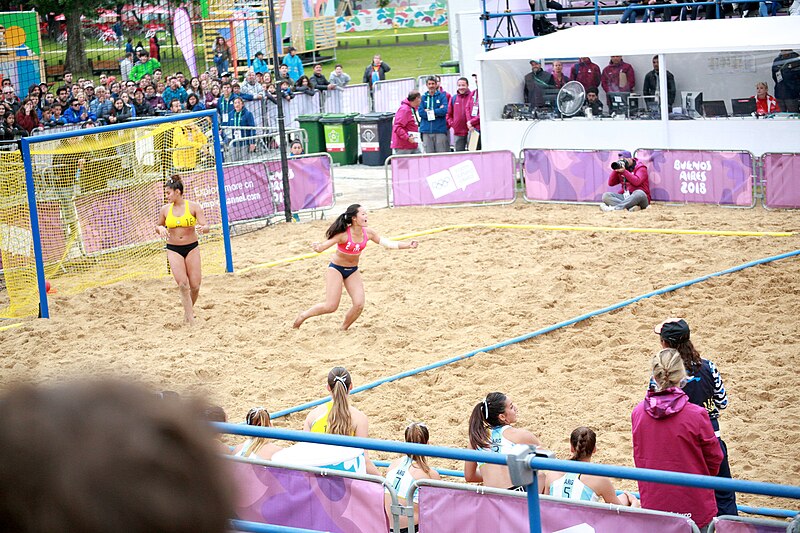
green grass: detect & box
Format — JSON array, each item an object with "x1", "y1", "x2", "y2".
[
  {"x1": 333, "y1": 41, "x2": 452, "y2": 82},
  {"x1": 38, "y1": 27, "x2": 452, "y2": 84},
  {"x1": 337, "y1": 24, "x2": 449, "y2": 47}
]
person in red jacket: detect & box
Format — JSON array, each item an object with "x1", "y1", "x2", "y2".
[
  {"x1": 447, "y1": 77, "x2": 472, "y2": 152},
  {"x1": 600, "y1": 150, "x2": 650, "y2": 211},
  {"x1": 753, "y1": 81, "x2": 780, "y2": 116},
  {"x1": 390, "y1": 90, "x2": 421, "y2": 155},
  {"x1": 15, "y1": 98, "x2": 40, "y2": 134},
  {"x1": 632, "y1": 348, "x2": 723, "y2": 531},
  {"x1": 571, "y1": 57, "x2": 601, "y2": 93}
]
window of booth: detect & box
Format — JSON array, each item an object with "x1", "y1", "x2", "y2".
[{"x1": 502, "y1": 50, "x2": 799, "y2": 121}]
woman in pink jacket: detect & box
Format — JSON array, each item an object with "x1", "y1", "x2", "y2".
[
  {"x1": 390, "y1": 91, "x2": 421, "y2": 155},
  {"x1": 446, "y1": 77, "x2": 472, "y2": 152},
  {"x1": 631, "y1": 348, "x2": 724, "y2": 531}
]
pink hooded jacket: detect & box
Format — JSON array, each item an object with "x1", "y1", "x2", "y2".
[
  {"x1": 390, "y1": 98, "x2": 419, "y2": 150},
  {"x1": 631, "y1": 388, "x2": 723, "y2": 528}
]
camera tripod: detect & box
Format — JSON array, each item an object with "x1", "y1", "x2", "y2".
[{"x1": 491, "y1": 0, "x2": 522, "y2": 43}]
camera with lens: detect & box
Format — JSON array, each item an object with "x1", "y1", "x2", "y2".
[{"x1": 610, "y1": 159, "x2": 628, "y2": 170}]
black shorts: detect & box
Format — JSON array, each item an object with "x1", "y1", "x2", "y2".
[{"x1": 166, "y1": 241, "x2": 199, "y2": 258}]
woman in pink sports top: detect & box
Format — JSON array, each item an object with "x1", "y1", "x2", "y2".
[{"x1": 293, "y1": 204, "x2": 418, "y2": 330}]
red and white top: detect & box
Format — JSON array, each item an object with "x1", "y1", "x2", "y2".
[{"x1": 337, "y1": 227, "x2": 368, "y2": 256}]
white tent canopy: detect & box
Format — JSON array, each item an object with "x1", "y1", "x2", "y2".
[{"x1": 476, "y1": 17, "x2": 800, "y2": 62}]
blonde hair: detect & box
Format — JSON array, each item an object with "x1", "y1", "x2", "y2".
[
  {"x1": 327, "y1": 367, "x2": 353, "y2": 436},
  {"x1": 241, "y1": 407, "x2": 271, "y2": 458},
  {"x1": 756, "y1": 81, "x2": 768, "y2": 90},
  {"x1": 651, "y1": 348, "x2": 686, "y2": 391}
]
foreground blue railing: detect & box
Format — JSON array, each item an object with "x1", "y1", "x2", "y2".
[
  {"x1": 215, "y1": 423, "x2": 800, "y2": 533},
  {"x1": 231, "y1": 520, "x2": 326, "y2": 533}
]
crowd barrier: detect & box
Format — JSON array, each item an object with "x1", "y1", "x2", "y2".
[
  {"x1": 219, "y1": 126, "x2": 307, "y2": 164},
  {"x1": 709, "y1": 515, "x2": 793, "y2": 532},
  {"x1": 229, "y1": 456, "x2": 397, "y2": 533},
  {"x1": 522, "y1": 148, "x2": 759, "y2": 207},
  {"x1": 323, "y1": 84, "x2": 372, "y2": 115},
  {"x1": 220, "y1": 153, "x2": 334, "y2": 226},
  {"x1": 415, "y1": 73, "x2": 462, "y2": 96},
  {"x1": 373, "y1": 78, "x2": 416, "y2": 113},
  {"x1": 216, "y1": 424, "x2": 800, "y2": 533},
  {"x1": 413, "y1": 479, "x2": 701, "y2": 533},
  {"x1": 636, "y1": 149, "x2": 755, "y2": 207},
  {"x1": 763, "y1": 153, "x2": 800, "y2": 209},
  {"x1": 386, "y1": 150, "x2": 517, "y2": 207}
]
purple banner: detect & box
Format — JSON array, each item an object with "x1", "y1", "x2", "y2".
[
  {"x1": 391, "y1": 151, "x2": 516, "y2": 206},
  {"x1": 712, "y1": 517, "x2": 789, "y2": 532},
  {"x1": 231, "y1": 461, "x2": 388, "y2": 533},
  {"x1": 524, "y1": 149, "x2": 619, "y2": 202},
  {"x1": 211, "y1": 155, "x2": 333, "y2": 225},
  {"x1": 76, "y1": 182, "x2": 163, "y2": 255},
  {"x1": 216, "y1": 163, "x2": 277, "y2": 223},
  {"x1": 763, "y1": 152, "x2": 800, "y2": 209},
  {"x1": 269, "y1": 155, "x2": 335, "y2": 213},
  {"x1": 637, "y1": 150, "x2": 753, "y2": 206},
  {"x1": 420, "y1": 486, "x2": 696, "y2": 533}
]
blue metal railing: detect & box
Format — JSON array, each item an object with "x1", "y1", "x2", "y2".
[
  {"x1": 216, "y1": 423, "x2": 800, "y2": 533},
  {"x1": 231, "y1": 520, "x2": 327, "y2": 533},
  {"x1": 481, "y1": 0, "x2": 735, "y2": 49}
]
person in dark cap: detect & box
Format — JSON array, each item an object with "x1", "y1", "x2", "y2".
[
  {"x1": 653, "y1": 318, "x2": 737, "y2": 517},
  {"x1": 282, "y1": 46, "x2": 304, "y2": 83},
  {"x1": 523, "y1": 59, "x2": 555, "y2": 109},
  {"x1": 600, "y1": 150, "x2": 650, "y2": 212},
  {"x1": 253, "y1": 51, "x2": 269, "y2": 74}
]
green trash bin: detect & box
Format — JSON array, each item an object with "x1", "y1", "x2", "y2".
[
  {"x1": 320, "y1": 113, "x2": 359, "y2": 165},
  {"x1": 440, "y1": 60, "x2": 460, "y2": 74},
  {"x1": 296, "y1": 113, "x2": 326, "y2": 154}
]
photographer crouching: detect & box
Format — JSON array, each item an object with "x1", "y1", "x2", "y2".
[{"x1": 600, "y1": 150, "x2": 651, "y2": 212}]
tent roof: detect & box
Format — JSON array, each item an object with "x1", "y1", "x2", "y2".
[{"x1": 476, "y1": 17, "x2": 800, "y2": 62}]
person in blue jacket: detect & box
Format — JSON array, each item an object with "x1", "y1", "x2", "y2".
[
  {"x1": 225, "y1": 96, "x2": 256, "y2": 162},
  {"x1": 419, "y1": 76, "x2": 449, "y2": 153},
  {"x1": 282, "y1": 47, "x2": 304, "y2": 83},
  {"x1": 253, "y1": 51, "x2": 269, "y2": 74}
]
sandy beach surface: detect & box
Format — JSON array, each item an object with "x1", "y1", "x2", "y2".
[{"x1": 2, "y1": 199, "x2": 799, "y2": 512}]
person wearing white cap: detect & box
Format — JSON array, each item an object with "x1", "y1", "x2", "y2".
[
  {"x1": 653, "y1": 318, "x2": 737, "y2": 517},
  {"x1": 600, "y1": 150, "x2": 651, "y2": 212}
]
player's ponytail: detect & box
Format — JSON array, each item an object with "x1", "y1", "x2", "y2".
[
  {"x1": 569, "y1": 426, "x2": 596, "y2": 461},
  {"x1": 405, "y1": 422, "x2": 432, "y2": 474},
  {"x1": 326, "y1": 204, "x2": 360, "y2": 239},
  {"x1": 468, "y1": 392, "x2": 506, "y2": 450},
  {"x1": 326, "y1": 367, "x2": 353, "y2": 436},
  {"x1": 165, "y1": 175, "x2": 184, "y2": 194}
]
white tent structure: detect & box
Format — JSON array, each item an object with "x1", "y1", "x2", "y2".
[{"x1": 475, "y1": 16, "x2": 800, "y2": 155}]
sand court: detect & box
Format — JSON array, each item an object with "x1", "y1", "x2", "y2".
[{"x1": 1, "y1": 202, "x2": 799, "y2": 512}]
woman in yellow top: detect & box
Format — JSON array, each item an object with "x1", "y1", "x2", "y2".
[
  {"x1": 156, "y1": 175, "x2": 209, "y2": 324},
  {"x1": 303, "y1": 366, "x2": 380, "y2": 475}
]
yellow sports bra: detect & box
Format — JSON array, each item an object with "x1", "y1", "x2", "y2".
[
  {"x1": 165, "y1": 200, "x2": 197, "y2": 229},
  {"x1": 310, "y1": 401, "x2": 355, "y2": 436}
]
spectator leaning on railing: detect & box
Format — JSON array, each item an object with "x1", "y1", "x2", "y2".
[
  {"x1": 309, "y1": 63, "x2": 335, "y2": 92},
  {"x1": 329, "y1": 64, "x2": 351, "y2": 90},
  {"x1": 240, "y1": 70, "x2": 265, "y2": 100}
]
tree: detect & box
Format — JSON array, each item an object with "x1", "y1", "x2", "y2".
[{"x1": 25, "y1": 0, "x2": 102, "y2": 73}]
